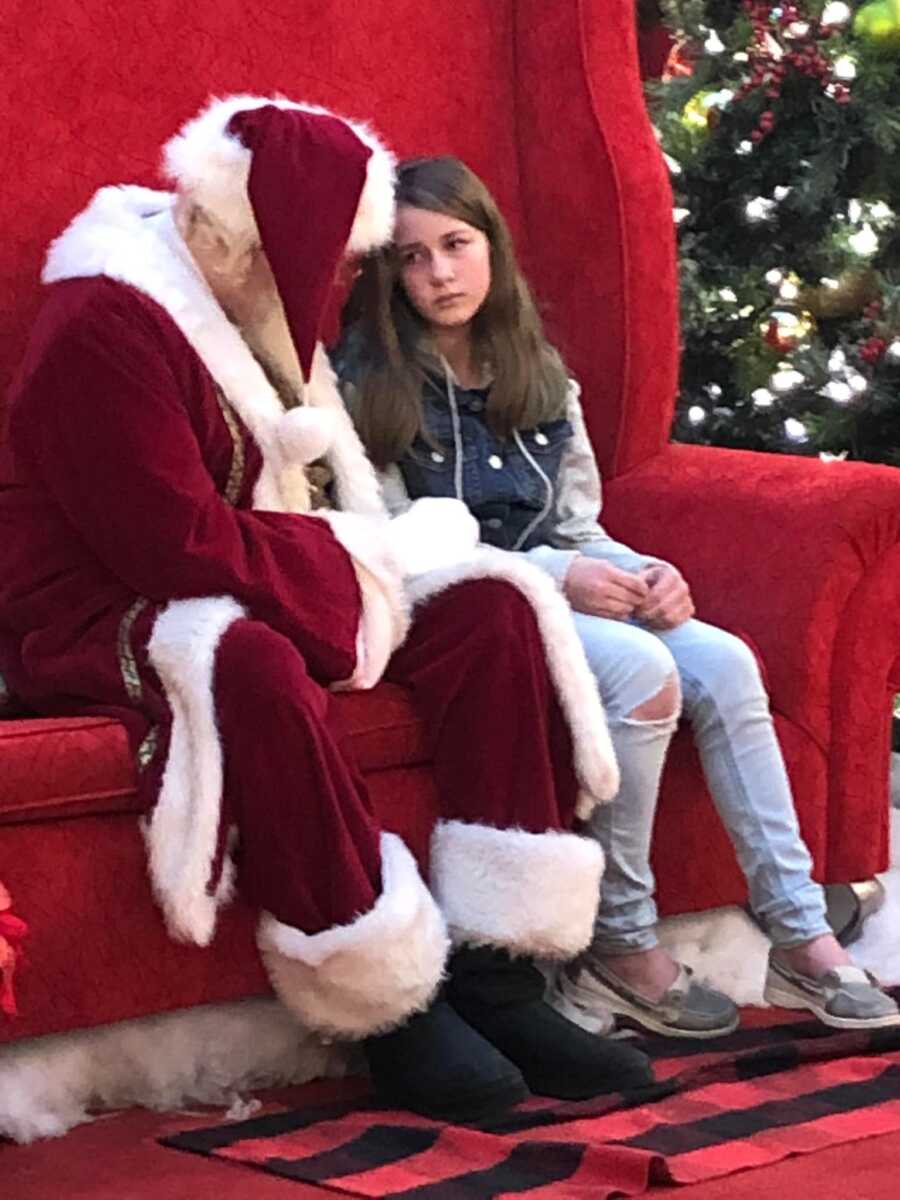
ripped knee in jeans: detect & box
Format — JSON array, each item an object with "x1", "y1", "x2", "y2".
[{"x1": 623, "y1": 672, "x2": 682, "y2": 727}]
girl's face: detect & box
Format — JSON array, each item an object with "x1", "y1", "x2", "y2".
[{"x1": 394, "y1": 205, "x2": 492, "y2": 333}]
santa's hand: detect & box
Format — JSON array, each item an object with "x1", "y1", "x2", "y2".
[{"x1": 388, "y1": 498, "x2": 479, "y2": 576}]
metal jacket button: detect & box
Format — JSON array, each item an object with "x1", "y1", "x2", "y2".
[
  {"x1": 485, "y1": 517, "x2": 503, "y2": 529},
  {"x1": 534, "y1": 431, "x2": 549, "y2": 445},
  {"x1": 488, "y1": 454, "x2": 503, "y2": 469},
  {"x1": 430, "y1": 451, "x2": 445, "y2": 463}
]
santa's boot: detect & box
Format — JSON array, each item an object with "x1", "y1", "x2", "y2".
[
  {"x1": 430, "y1": 819, "x2": 655, "y2": 1099},
  {"x1": 364, "y1": 996, "x2": 529, "y2": 1121},
  {"x1": 446, "y1": 946, "x2": 653, "y2": 1099},
  {"x1": 258, "y1": 833, "x2": 528, "y2": 1120}
]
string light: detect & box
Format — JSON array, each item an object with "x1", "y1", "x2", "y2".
[
  {"x1": 778, "y1": 278, "x2": 800, "y2": 301},
  {"x1": 828, "y1": 348, "x2": 847, "y2": 372},
  {"x1": 848, "y1": 373, "x2": 869, "y2": 394},
  {"x1": 887, "y1": 340, "x2": 900, "y2": 362},
  {"x1": 704, "y1": 30, "x2": 725, "y2": 54},
  {"x1": 736, "y1": 140, "x2": 753, "y2": 156},
  {"x1": 821, "y1": 2, "x2": 852, "y2": 27},
  {"x1": 784, "y1": 418, "x2": 809, "y2": 442},
  {"x1": 687, "y1": 405, "x2": 707, "y2": 424},
  {"x1": 752, "y1": 388, "x2": 775, "y2": 408},
  {"x1": 746, "y1": 197, "x2": 776, "y2": 222},
  {"x1": 673, "y1": 207, "x2": 691, "y2": 224},
  {"x1": 771, "y1": 366, "x2": 805, "y2": 392},
  {"x1": 773, "y1": 186, "x2": 792, "y2": 201},
  {"x1": 821, "y1": 380, "x2": 853, "y2": 403},
  {"x1": 718, "y1": 287, "x2": 738, "y2": 302},
  {"x1": 819, "y1": 451, "x2": 849, "y2": 462},
  {"x1": 705, "y1": 383, "x2": 723, "y2": 399},
  {"x1": 766, "y1": 269, "x2": 784, "y2": 285},
  {"x1": 833, "y1": 56, "x2": 857, "y2": 82},
  {"x1": 848, "y1": 224, "x2": 879, "y2": 256}
]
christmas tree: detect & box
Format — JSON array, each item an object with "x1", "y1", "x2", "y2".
[{"x1": 647, "y1": 1, "x2": 900, "y2": 464}]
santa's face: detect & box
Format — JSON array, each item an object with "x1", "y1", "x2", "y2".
[
  {"x1": 394, "y1": 206, "x2": 491, "y2": 332},
  {"x1": 177, "y1": 199, "x2": 279, "y2": 327},
  {"x1": 216, "y1": 244, "x2": 280, "y2": 328}
]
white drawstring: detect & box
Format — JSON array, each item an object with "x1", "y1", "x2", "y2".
[{"x1": 511, "y1": 429, "x2": 554, "y2": 550}]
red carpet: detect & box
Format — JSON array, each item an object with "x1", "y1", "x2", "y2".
[{"x1": 159, "y1": 1007, "x2": 900, "y2": 1197}]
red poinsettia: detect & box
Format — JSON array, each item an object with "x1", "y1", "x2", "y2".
[{"x1": 0, "y1": 882, "x2": 28, "y2": 1017}]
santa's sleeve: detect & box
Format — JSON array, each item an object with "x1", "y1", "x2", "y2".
[{"x1": 20, "y1": 296, "x2": 362, "y2": 683}]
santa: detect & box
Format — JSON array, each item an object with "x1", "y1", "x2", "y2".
[{"x1": 0, "y1": 94, "x2": 652, "y2": 1118}]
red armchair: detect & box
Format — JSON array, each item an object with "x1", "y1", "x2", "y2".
[{"x1": 1, "y1": 0, "x2": 898, "y2": 1047}]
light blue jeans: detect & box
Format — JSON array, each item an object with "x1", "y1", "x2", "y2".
[{"x1": 574, "y1": 613, "x2": 832, "y2": 953}]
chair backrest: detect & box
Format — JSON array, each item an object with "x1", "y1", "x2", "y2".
[{"x1": 0, "y1": 0, "x2": 678, "y2": 479}]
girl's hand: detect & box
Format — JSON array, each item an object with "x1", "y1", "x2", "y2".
[
  {"x1": 635, "y1": 564, "x2": 695, "y2": 630},
  {"x1": 563, "y1": 557, "x2": 649, "y2": 619}
]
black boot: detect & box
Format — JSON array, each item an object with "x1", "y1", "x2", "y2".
[
  {"x1": 363, "y1": 996, "x2": 530, "y2": 1122},
  {"x1": 446, "y1": 946, "x2": 655, "y2": 1100}
]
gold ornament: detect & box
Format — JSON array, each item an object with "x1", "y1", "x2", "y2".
[
  {"x1": 681, "y1": 90, "x2": 721, "y2": 136},
  {"x1": 801, "y1": 268, "x2": 880, "y2": 319},
  {"x1": 853, "y1": 0, "x2": 900, "y2": 49},
  {"x1": 761, "y1": 308, "x2": 817, "y2": 353}
]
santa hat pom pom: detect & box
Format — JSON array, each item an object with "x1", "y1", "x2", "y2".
[{"x1": 278, "y1": 407, "x2": 338, "y2": 465}]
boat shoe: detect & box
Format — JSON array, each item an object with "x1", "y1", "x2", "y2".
[
  {"x1": 764, "y1": 956, "x2": 900, "y2": 1030},
  {"x1": 553, "y1": 957, "x2": 739, "y2": 1039}
]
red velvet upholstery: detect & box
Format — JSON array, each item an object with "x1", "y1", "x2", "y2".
[{"x1": 1, "y1": 0, "x2": 898, "y2": 1044}]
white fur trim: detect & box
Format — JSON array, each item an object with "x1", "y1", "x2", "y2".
[
  {"x1": 407, "y1": 549, "x2": 620, "y2": 815},
  {"x1": 313, "y1": 509, "x2": 410, "y2": 690},
  {"x1": 431, "y1": 820, "x2": 604, "y2": 959},
  {"x1": 161, "y1": 94, "x2": 395, "y2": 252},
  {"x1": 258, "y1": 833, "x2": 449, "y2": 1039},
  {"x1": 145, "y1": 596, "x2": 245, "y2": 944},
  {"x1": 304, "y1": 345, "x2": 388, "y2": 516},
  {"x1": 346, "y1": 125, "x2": 397, "y2": 253}
]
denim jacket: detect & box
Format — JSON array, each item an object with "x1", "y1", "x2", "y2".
[
  {"x1": 398, "y1": 373, "x2": 573, "y2": 553},
  {"x1": 335, "y1": 353, "x2": 665, "y2": 587}
]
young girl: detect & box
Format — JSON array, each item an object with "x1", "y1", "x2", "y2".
[{"x1": 335, "y1": 155, "x2": 899, "y2": 1037}]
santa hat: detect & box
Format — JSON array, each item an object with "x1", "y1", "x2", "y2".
[{"x1": 162, "y1": 94, "x2": 396, "y2": 380}]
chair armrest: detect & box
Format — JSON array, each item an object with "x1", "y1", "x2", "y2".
[{"x1": 602, "y1": 443, "x2": 900, "y2": 740}]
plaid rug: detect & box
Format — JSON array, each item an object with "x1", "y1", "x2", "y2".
[{"x1": 162, "y1": 1000, "x2": 900, "y2": 1198}]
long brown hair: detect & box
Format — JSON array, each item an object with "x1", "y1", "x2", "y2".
[{"x1": 337, "y1": 156, "x2": 568, "y2": 469}]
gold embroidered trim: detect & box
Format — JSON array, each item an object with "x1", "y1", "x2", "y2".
[
  {"x1": 214, "y1": 387, "x2": 245, "y2": 506},
  {"x1": 117, "y1": 598, "x2": 149, "y2": 704},
  {"x1": 136, "y1": 725, "x2": 160, "y2": 772}
]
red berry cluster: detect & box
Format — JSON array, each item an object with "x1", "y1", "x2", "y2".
[
  {"x1": 736, "y1": 2, "x2": 850, "y2": 143},
  {"x1": 860, "y1": 337, "x2": 887, "y2": 363}
]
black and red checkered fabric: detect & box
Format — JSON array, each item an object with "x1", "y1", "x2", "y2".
[{"x1": 162, "y1": 1002, "x2": 900, "y2": 1197}]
